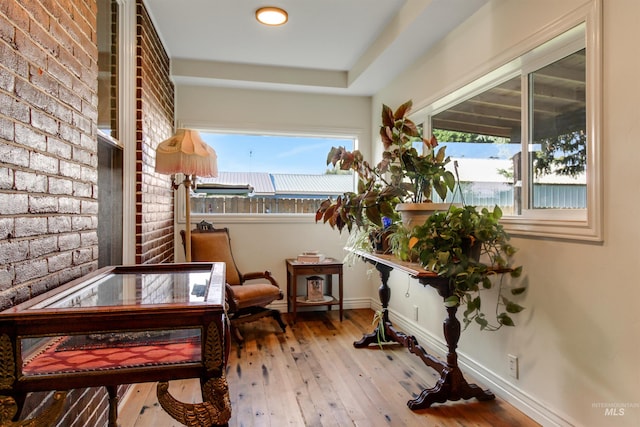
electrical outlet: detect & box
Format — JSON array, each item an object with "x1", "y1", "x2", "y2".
[
  {"x1": 508, "y1": 354, "x2": 519, "y2": 379},
  {"x1": 413, "y1": 305, "x2": 419, "y2": 321}
]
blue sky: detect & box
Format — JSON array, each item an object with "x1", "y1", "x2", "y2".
[
  {"x1": 200, "y1": 132, "x2": 522, "y2": 174},
  {"x1": 201, "y1": 132, "x2": 354, "y2": 175}
]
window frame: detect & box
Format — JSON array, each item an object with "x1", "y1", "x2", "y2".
[
  {"x1": 175, "y1": 126, "x2": 362, "y2": 224},
  {"x1": 415, "y1": 1, "x2": 602, "y2": 241}
]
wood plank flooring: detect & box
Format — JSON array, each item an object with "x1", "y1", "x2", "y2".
[{"x1": 119, "y1": 309, "x2": 539, "y2": 427}]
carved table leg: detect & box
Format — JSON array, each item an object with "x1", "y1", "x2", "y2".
[
  {"x1": 0, "y1": 391, "x2": 67, "y2": 427},
  {"x1": 157, "y1": 377, "x2": 231, "y2": 427},
  {"x1": 407, "y1": 304, "x2": 495, "y2": 409},
  {"x1": 157, "y1": 319, "x2": 232, "y2": 426},
  {"x1": 354, "y1": 263, "x2": 397, "y2": 348}
]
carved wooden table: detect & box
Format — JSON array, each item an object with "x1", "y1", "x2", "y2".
[
  {"x1": 0, "y1": 262, "x2": 231, "y2": 427},
  {"x1": 353, "y1": 251, "x2": 496, "y2": 409}
]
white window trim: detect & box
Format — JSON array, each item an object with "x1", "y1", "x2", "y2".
[
  {"x1": 414, "y1": 0, "x2": 602, "y2": 242},
  {"x1": 119, "y1": 0, "x2": 138, "y2": 264}
]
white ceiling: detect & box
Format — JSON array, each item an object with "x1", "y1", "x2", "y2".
[{"x1": 143, "y1": 0, "x2": 489, "y2": 95}]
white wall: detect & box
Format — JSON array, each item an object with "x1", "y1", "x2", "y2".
[
  {"x1": 173, "y1": 86, "x2": 377, "y2": 309},
  {"x1": 374, "y1": 0, "x2": 640, "y2": 426}
]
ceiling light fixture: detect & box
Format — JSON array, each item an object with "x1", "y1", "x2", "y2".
[{"x1": 255, "y1": 7, "x2": 288, "y2": 26}]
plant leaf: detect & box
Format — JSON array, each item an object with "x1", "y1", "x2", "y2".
[
  {"x1": 497, "y1": 313, "x2": 515, "y2": 326},
  {"x1": 511, "y1": 286, "x2": 527, "y2": 295},
  {"x1": 510, "y1": 266, "x2": 523, "y2": 278},
  {"x1": 475, "y1": 316, "x2": 489, "y2": 330},
  {"x1": 381, "y1": 104, "x2": 395, "y2": 127},
  {"x1": 393, "y1": 100, "x2": 413, "y2": 120},
  {"x1": 365, "y1": 206, "x2": 382, "y2": 227},
  {"x1": 505, "y1": 300, "x2": 525, "y2": 313},
  {"x1": 433, "y1": 180, "x2": 447, "y2": 202}
]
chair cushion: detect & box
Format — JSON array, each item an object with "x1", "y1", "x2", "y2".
[
  {"x1": 229, "y1": 283, "x2": 282, "y2": 310},
  {"x1": 190, "y1": 231, "x2": 242, "y2": 285}
]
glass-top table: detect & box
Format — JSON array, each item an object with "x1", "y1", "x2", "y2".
[{"x1": 0, "y1": 262, "x2": 231, "y2": 427}]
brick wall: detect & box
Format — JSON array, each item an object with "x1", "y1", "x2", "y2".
[
  {"x1": 0, "y1": 0, "x2": 108, "y2": 424},
  {"x1": 1, "y1": 0, "x2": 176, "y2": 424},
  {"x1": 135, "y1": 1, "x2": 175, "y2": 264},
  {"x1": 0, "y1": 0, "x2": 99, "y2": 307}
]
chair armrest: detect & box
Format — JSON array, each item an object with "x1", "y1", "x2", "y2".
[
  {"x1": 240, "y1": 271, "x2": 278, "y2": 287},
  {"x1": 225, "y1": 283, "x2": 239, "y2": 312}
]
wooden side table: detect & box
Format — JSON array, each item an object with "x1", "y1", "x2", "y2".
[{"x1": 285, "y1": 258, "x2": 343, "y2": 322}]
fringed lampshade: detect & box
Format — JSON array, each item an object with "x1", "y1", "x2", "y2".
[
  {"x1": 155, "y1": 129, "x2": 218, "y2": 177},
  {"x1": 155, "y1": 129, "x2": 218, "y2": 261}
]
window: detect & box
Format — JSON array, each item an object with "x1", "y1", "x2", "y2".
[
  {"x1": 417, "y1": 5, "x2": 601, "y2": 241},
  {"x1": 97, "y1": 0, "x2": 124, "y2": 265},
  {"x1": 97, "y1": 0, "x2": 118, "y2": 139},
  {"x1": 190, "y1": 132, "x2": 356, "y2": 215}
]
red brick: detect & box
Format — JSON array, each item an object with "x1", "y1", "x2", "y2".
[
  {"x1": 0, "y1": 13, "x2": 16, "y2": 44},
  {"x1": 14, "y1": 258, "x2": 48, "y2": 282},
  {"x1": 0, "y1": 92, "x2": 30, "y2": 123},
  {"x1": 15, "y1": 122, "x2": 47, "y2": 150},
  {"x1": 0, "y1": 142, "x2": 28, "y2": 168},
  {"x1": 0, "y1": 1, "x2": 29, "y2": 30},
  {"x1": 14, "y1": 170, "x2": 47, "y2": 192},
  {"x1": 30, "y1": 109, "x2": 59, "y2": 135},
  {"x1": 28, "y1": 18, "x2": 57, "y2": 57}
]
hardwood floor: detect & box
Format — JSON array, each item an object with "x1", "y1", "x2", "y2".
[{"x1": 119, "y1": 309, "x2": 539, "y2": 427}]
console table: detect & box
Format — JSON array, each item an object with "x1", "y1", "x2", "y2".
[
  {"x1": 286, "y1": 258, "x2": 343, "y2": 322},
  {"x1": 0, "y1": 262, "x2": 231, "y2": 427},
  {"x1": 353, "y1": 251, "x2": 496, "y2": 409}
]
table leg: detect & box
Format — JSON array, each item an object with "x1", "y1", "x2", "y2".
[
  {"x1": 157, "y1": 377, "x2": 231, "y2": 426},
  {"x1": 338, "y1": 267, "x2": 343, "y2": 321},
  {"x1": 106, "y1": 385, "x2": 118, "y2": 427},
  {"x1": 157, "y1": 319, "x2": 232, "y2": 425},
  {"x1": 327, "y1": 274, "x2": 333, "y2": 312},
  {"x1": 291, "y1": 270, "x2": 297, "y2": 323},
  {"x1": 406, "y1": 304, "x2": 495, "y2": 409},
  {"x1": 354, "y1": 263, "x2": 395, "y2": 348},
  {"x1": 0, "y1": 391, "x2": 66, "y2": 426},
  {"x1": 286, "y1": 268, "x2": 291, "y2": 314},
  {"x1": 353, "y1": 260, "x2": 494, "y2": 409}
]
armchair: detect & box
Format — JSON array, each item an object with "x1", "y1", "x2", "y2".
[{"x1": 181, "y1": 222, "x2": 287, "y2": 344}]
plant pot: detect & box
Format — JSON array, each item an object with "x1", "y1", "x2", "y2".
[
  {"x1": 461, "y1": 237, "x2": 482, "y2": 262},
  {"x1": 369, "y1": 230, "x2": 392, "y2": 254},
  {"x1": 395, "y1": 202, "x2": 455, "y2": 229}
]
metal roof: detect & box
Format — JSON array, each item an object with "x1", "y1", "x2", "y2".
[
  {"x1": 271, "y1": 174, "x2": 354, "y2": 196},
  {"x1": 197, "y1": 172, "x2": 354, "y2": 196}
]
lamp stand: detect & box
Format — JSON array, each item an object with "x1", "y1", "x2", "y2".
[{"x1": 173, "y1": 174, "x2": 195, "y2": 262}]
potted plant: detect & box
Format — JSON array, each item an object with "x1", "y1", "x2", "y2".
[
  {"x1": 379, "y1": 100, "x2": 456, "y2": 227},
  {"x1": 315, "y1": 100, "x2": 456, "y2": 234},
  {"x1": 407, "y1": 204, "x2": 525, "y2": 330},
  {"x1": 315, "y1": 147, "x2": 403, "y2": 233}
]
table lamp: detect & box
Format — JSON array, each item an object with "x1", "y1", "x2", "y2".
[{"x1": 155, "y1": 129, "x2": 218, "y2": 261}]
